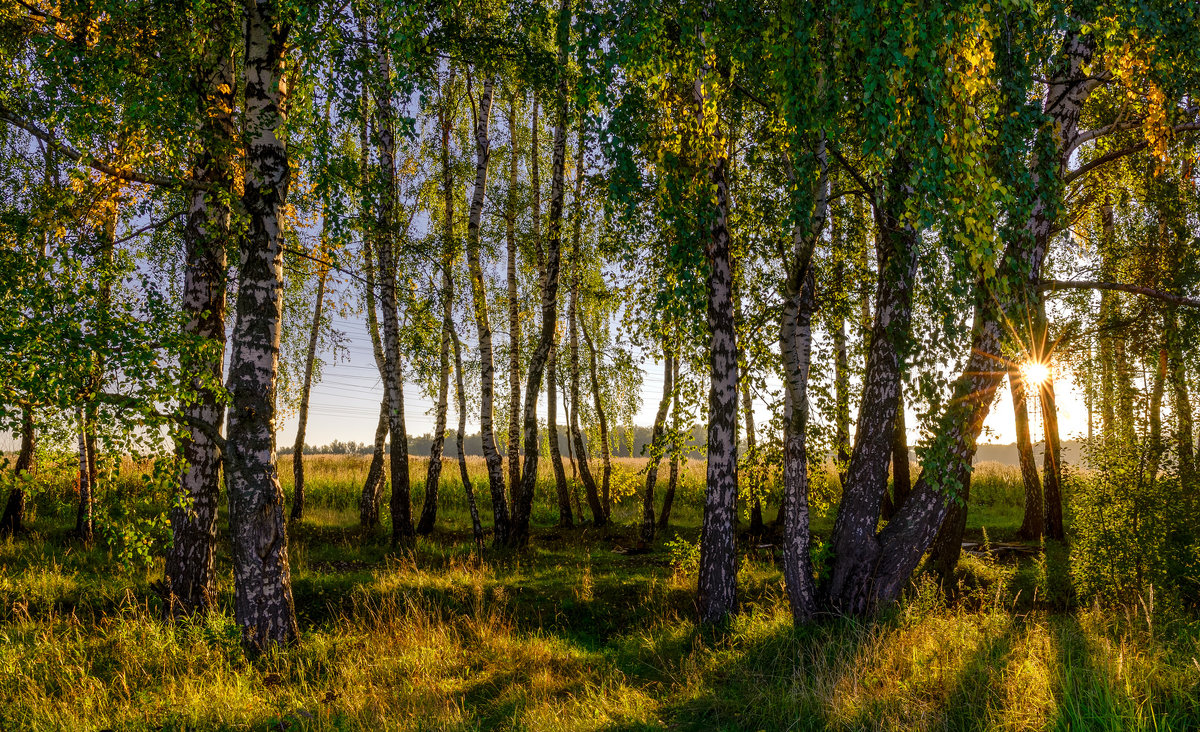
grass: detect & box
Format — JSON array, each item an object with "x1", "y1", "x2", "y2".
[{"x1": 1, "y1": 455, "x2": 1198, "y2": 730}]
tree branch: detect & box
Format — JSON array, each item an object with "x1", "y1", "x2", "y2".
[
  {"x1": 1042, "y1": 279, "x2": 1200, "y2": 309},
  {"x1": 94, "y1": 391, "x2": 227, "y2": 451},
  {"x1": 1065, "y1": 122, "x2": 1200, "y2": 184},
  {"x1": 0, "y1": 103, "x2": 203, "y2": 191}
]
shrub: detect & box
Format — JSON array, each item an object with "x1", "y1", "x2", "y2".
[{"x1": 1070, "y1": 437, "x2": 1200, "y2": 604}]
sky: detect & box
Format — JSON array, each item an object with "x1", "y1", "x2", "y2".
[{"x1": 275, "y1": 309, "x2": 1094, "y2": 451}]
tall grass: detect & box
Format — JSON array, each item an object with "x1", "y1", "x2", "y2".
[
  {"x1": 3, "y1": 454, "x2": 1197, "y2": 729},
  {"x1": 1, "y1": 525, "x2": 1198, "y2": 730}
]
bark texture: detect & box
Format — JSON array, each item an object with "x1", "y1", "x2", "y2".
[
  {"x1": 225, "y1": 0, "x2": 298, "y2": 650},
  {"x1": 452, "y1": 329, "x2": 485, "y2": 549},
  {"x1": 568, "y1": 249, "x2": 605, "y2": 525},
  {"x1": 694, "y1": 57, "x2": 740, "y2": 622},
  {"x1": 505, "y1": 95, "x2": 522, "y2": 503},
  {"x1": 165, "y1": 46, "x2": 234, "y2": 614},
  {"x1": 75, "y1": 406, "x2": 93, "y2": 542},
  {"x1": 658, "y1": 349, "x2": 682, "y2": 528},
  {"x1": 582, "y1": 320, "x2": 613, "y2": 519},
  {"x1": 822, "y1": 152, "x2": 918, "y2": 614}
]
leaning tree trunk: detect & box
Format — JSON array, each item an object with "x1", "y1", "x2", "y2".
[
  {"x1": 416, "y1": 254, "x2": 452, "y2": 538},
  {"x1": 528, "y1": 92, "x2": 572, "y2": 530},
  {"x1": 165, "y1": 46, "x2": 234, "y2": 614},
  {"x1": 693, "y1": 55, "x2": 740, "y2": 624},
  {"x1": 1011, "y1": 364, "x2": 1044, "y2": 539},
  {"x1": 509, "y1": 0, "x2": 571, "y2": 543},
  {"x1": 83, "y1": 167, "x2": 120, "y2": 493},
  {"x1": 928, "y1": 470, "x2": 972, "y2": 586},
  {"x1": 851, "y1": 26, "x2": 1100, "y2": 611},
  {"x1": 582, "y1": 319, "x2": 613, "y2": 519},
  {"x1": 641, "y1": 349, "x2": 674, "y2": 543},
  {"x1": 658, "y1": 352, "x2": 682, "y2": 529},
  {"x1": 1147, "y1": 344, "x2": 1166, "y2": 481},
  {"x1": 821, "y1": 151, "x2": 918, "y2": 614},
  {"x1": 226, "y1": 0, "x2": 299, "y2": 651},
  {"x1": 416, "y1": 73, "x2": 459, "y2": 536},
  {"x1": 741, "y1": 367, "x2": 764, "y2": 535},
  {"x1": 464, "y1": 75, "x2": 510, "y2": 546},
  {"x1": 0, "y1": 405, "x2": 35, "y2": 536},
  {"x1": 452, "y1": 329, "x2": 485, "y2": 549},
  {"x1": 369, "y1": 25, "x2": 413, "y2": 546},
  {"x1": 291, "y1": 265, "x2": 327, "y2": 522},
  {"x1": 832, "y1": 222, "x2": 852, "y2": 490}
]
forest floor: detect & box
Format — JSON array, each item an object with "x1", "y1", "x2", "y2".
[{"x1": 0, "y1": 456, "x2": 1198, "y2": 730}]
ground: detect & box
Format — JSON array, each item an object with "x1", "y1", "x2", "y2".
[{"x1": 0, "y1": 455, "x2": 1197, "y2": 730}]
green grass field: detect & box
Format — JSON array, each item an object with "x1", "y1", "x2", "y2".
[{"x1": 1, "y1": 455, "x2": 1198, "y2": 730}]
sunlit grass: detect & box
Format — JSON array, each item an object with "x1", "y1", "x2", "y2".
[{"x1": 1, "y1": 455, "x2": 1197, "y2": 730}]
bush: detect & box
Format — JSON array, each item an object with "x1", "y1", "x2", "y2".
[{"x1": 1070, "y1": 437, "x2": 1200, "y2": 604}]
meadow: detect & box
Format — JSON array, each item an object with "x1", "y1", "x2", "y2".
[{"x1": 1, "y1": 454, "x2": 1198, "y2": 730}]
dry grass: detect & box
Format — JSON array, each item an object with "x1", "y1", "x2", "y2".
[{"x1": 1, "y1": 455, "x2": 1197, "y2": 729}]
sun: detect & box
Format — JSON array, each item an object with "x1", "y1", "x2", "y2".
[{"x1": 1021, "y1": 360, "x2": 1052, "y2": 389}]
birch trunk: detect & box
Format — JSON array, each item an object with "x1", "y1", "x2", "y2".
[
  {"x1": 75, "y1": 406, "x2": 92, "y2": 542},
  {"x1": 568, "y1": 243, "x2": 605, "y2": 525},
  {"x1": 780, "y1": 269, "x2": 817, "y2": 621},
  {"x1": 510, "y1": 0, "x2": 571, "y2": 545},
  {"x1": 0, "y1": 405, "x2": 35, "y2": 535},
  {"x1": 368, "y1": 21, "x2": 413, "y2": 545},
  {"x1": 417, "y1": 72, "x2": 459, "y2": 536},
  {"x1": 658, "y1": 354, "x2": 682, "y2": 530},
  {"x1": 693, "y1": 48, "x2": 740, "y2": 621},
  {"x1": 776, "y1": 137, "x2": 829, "y2": 623},
  {"x1": 641, "y1": 349, "x2": 674, "y2": 542},
  {"x1": 861, "y1": 26, "x2": 1099, "y2": 610},
  {"x1": 582, "y1": 319, "x2": 612, "y2": 519},
  {"x1": 225, "y1": 0, "x2": 298, "y2": 650},
  {"x1": 464, "y1": 75, "x2": 510, "y2": 545},
  {"x1": 357, "y1": 89, "x2": 386, "y2": 530},
  {"x1": 358, "y1": 234, "x2": 389, "y2": 528},
  {"x1": 1165, "y1": 308, "x2": 1194, "y2": 488},
  {"x1": 290, "y1": 266, "x2": 326, "y2": 522},
  {"x1": 822, "y1": 152, "x2": 918, "y2": 614},
  {"x1": 546, "y1": 343, "x2": 572, "y2": 526},
  {"x1": 1011, "y1": 365, "x2": 1044, "y2": 539},
  {"x1": 890, "y1": 393, "x2": 911, "y2": 511},
  {"x1": 452, "y1": 329, "x2": 485, "y2": 549},
  {"x1": 360, "y1": 399, "x2": 388, "y2": 528},
  {"x1": 1038, "y1": 304, "x2": 1065, "y2": 540},
  {"x1": 166, "y1": 52, "x2": 234, "y2": 614},
  {"x1": 505, "y1": 95, "x2": 522, "y2": 501}
]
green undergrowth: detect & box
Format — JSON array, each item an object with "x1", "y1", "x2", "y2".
[{"x1": 1, "y1": 458, "x2": 1197, "y2": 730}]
